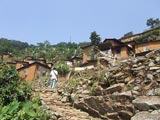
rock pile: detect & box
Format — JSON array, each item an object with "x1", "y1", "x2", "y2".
[
  {"x1": 59, "y1": 49, "x2": 160, "y2": 120},
  {"x1": 33, "y1": 88, "x2": 100, "y2": 120},
  {"x1": 32, "y1": 49, "x2": 160, "y2": 120}
]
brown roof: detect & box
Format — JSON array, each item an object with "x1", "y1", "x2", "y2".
[
  {"x1": 103, "y1": 38, "x2": 123, "y2": 44},
  {"x1": 17, "y1": 61, "x2": 51, "y2": 71},
  {"x1": 16, "y1": 60, "x2": 29, "y2": 64},
  {"x1": 98, "y1": 39, "x2": 123, "y2": 51},
  {"x1": 7, "y1": 62, "x2": 16, "y2": 64}
]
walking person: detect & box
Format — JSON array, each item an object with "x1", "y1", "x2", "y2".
[{"x1": 49, "y1": 67, "x2": 58, "y2": 88}]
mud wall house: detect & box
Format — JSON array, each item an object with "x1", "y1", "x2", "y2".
[
  {"x1": 121, "y1": 26, "x2": 160, "y2": 56},
  {"x1": 24, "y1": 56, "x2": 34, "y2": 61},
  {"x1": 17, "y1": 62, "x2": 51, "y2": 81},
  {"x1": 23, "y1": 56, "x2": 35, "y2": 64},
  {"x1": 98, "y1": 39, "x2": 126, "y2": 58},
  {"x1": 120, "y1": 34, "x2": 140, "y2": 43},
  {"x1": 135, "y1": 40, "x2": 160, "y2": 54},
  {"x1": 70, "y1": 56, "x2": 82, "y2": 67},
  {"x1": 24, "y1": 56, "x2": 47, "y2": 64},
  {"x1": 81, "y1": 45, "x2": 95, "y2": 63},
  {"x1": 37, "y1": 57, "x2": 47, "y2": 63},
  {"x1": 15, "y1": 61, "x2": 29, "y2": 69},
  {"x1": 134, "y1": 27, "x2": 160, "y2": 54},
  {"x1": 1, "y1": 53, "x2": 13, "y2": 62}
]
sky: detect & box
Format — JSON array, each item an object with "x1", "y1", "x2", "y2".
[{"x1": 0, "y1": 0, "x2": 159, "y2": 45}]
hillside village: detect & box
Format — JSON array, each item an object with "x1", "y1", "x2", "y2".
[
  {"x1": 1, "y1": 26, "x2": 159, "y2": 82},
  {"x1": 0, "y1": 26, "x2": 160, "y2": 120}
]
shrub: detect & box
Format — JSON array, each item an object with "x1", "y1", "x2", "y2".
[
  {"x1": 134, "y1": 29, "x2": 160, "y2": 43},
  {"x1": 89, "y1": 82, "x2": 99, "y2": 95},
  {"x1": 0, "y1": 63, "x2": 32, "y2": 105},
  {"x1": 67, "y1": 78, "x2": 79, "y2": 89},
  {"x1": 0, "y1": 63, "x2": 50, "y2": 119},
  {"x1": 63, "y1": 78, "x2": 80, "y2": 93},
  {"x1": 0, "y1": 98, "x2": 50, "y2": 120},
  {"x1": 54, "y1": 62, "x2": 70, "y2": 75}
]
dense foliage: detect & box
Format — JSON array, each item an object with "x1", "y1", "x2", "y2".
[
  {"x1": 54, "y1": 62, "x2": 70, "y2": 75},
  {"x1": 0, "y1": 63, "x2": 32, "y2": 106},
  {"x1": 0, "y1": 63, "x2": 49, "y2": 119},
  {"x1": 0, "y1": 38, "x2": 29, "y2": 56},
  {"x1": 134, "y1": 29, "x2": 160, "y2": 43},
  {"x1": 0, "y1": 38, "x2": 90, "y2": 62},
  {"x1": 0, "y1": 98, "x2": 49, "y2": 120},
  {"x1": 146, "y1": 18, "x2": 160, "y2": 28}
]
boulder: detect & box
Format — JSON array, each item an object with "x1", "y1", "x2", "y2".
[
  {"x1": 147, "y1": 88, "x2": 160, "y2": 96},
  {"x1": 131, "y1": 111, "x2": 160, "y2": 120},
  {"x1": 107, "y1": 112, "x2": 120, "y2": 120},
  {"x1": 118, "y1": 110, "x2": 133, "y2": 120},
  {"x1": 147, "y1": 74, "x2": 154, "y2": 80},
  {"x1": 112, "y1": 102, "x2": 126, "y2": 112},
  {"x1": 133, "y1": 96, "x2": 160, "y2": 111},
  {"x1": 131, "y1": 66, "x2": 145, "y2": 71},
  {"x1": 103, "y1": 83, "x2": 125, "y2": 94},
  {"x1": 112, "y1": 91, "x2": 135, "y2": 102},
  {"x1": 150, "y1": 66, "x2": 160, "y2": 70},
  {"x1": 112, "y1": 72, "x2": 124, "y2": 78},
  {"x1": 73, "y1": 96, "x2": 111, "y2": 119}
]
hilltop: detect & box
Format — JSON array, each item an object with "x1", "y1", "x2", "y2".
[{"x1": 0, "y1": 38, "x2": 89, "y2": 62}]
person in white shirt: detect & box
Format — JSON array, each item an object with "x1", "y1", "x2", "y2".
[{"x1": 49, "y1": 67, "x2": 58, "y2": 88}]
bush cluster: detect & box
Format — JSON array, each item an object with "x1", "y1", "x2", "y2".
[
  {"x1": 54, "y1": 62, "x2": 70, "y2": 75},
  {"x1": 0, "y1": 63, "x2": 31, "y2": 105},
  {"x1": 0, "y1": 98, "x2": 49, "y2": 120},
  {"x1": 134, "y1": 29, "x2": 160, "y2": 43},
  {"x1": 0, "y1": 63, "x2": 49, "y2": 119}
]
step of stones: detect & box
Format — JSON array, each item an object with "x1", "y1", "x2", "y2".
[{"x1": 33, "y1": 88, "x2": 101, "y2": 120}]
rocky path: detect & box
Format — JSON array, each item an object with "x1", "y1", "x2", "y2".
[{"x1": 33, "y1": 87, "x2": 100, "y2": 120}]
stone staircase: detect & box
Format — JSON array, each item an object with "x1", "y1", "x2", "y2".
[{"x1": 33, "y1": 87, "x2": 100, "y2": 120}]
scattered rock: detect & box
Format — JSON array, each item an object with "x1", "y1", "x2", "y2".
[
  {"x1": 131, "y1": 111, "x2": 160, "y2": 120},
  {"x1": 103, "y1": 83, "x2": 125, "y2": 94},
  {"x1": 133, "y1": 96, "x2": 160, "y2": 111},
  {"x1": 118, "y1": 110, "x2": 133, "y2": 120}
]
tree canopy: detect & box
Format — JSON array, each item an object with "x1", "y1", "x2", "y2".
[
  {"x1": 90, "y1": 31, "x2": 101, "y2": 45},
  {"x1": 146, "y1": 18, "x2": 160, "y2": 29},
  {"x1": 0, "y1": 38, "x2": 29, "y2": 55}
]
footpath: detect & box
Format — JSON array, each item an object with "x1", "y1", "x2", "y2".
[{"x1": 33, "y1": 87, "x2": 100, "y2": 120}]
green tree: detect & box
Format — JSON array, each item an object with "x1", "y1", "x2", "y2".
[
  {"x1": 90, "y1": 31, "x2": 101, "y2": 45},
  {"x1": 146, "y1": 18, "x2": 160, "y2": 28}
]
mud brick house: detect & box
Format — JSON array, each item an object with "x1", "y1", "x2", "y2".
[
  {"x1": 68, "y1": 56, "x2": 82, "y2": 67},
  {"x1": 81, "y1": 26, "x2": 160, "y2": 64},
  {"x1": 17, "y1": 61, "x2": 51, "y2": 81},
  {"x1": 15, "y1": 61, "x2": 29, "y2": 69},
  {"x1": 1, "y1": 52, "x2": 13, "y2": 62},
  {"x1": 98, "y1": 38, "x2": 124, "y2": 58},
  {"x1": 121, "y1": 26, "x2": 160, "y2": 56},
  {"x1": 81, "y1": 38, "x2": 131, "y2": 64},
  {"x1": 7, "y1": 60, "x2": 29, "y2": 69},
  {"x1": 7, "y1": 56, "x2": 51, "y2": 81},
  {"x1": 81, "y1": 44, "x2": 95, "y2": 63},
  {"x1": 24, "y1": 56, "x2": 47, "y2": 64}
]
